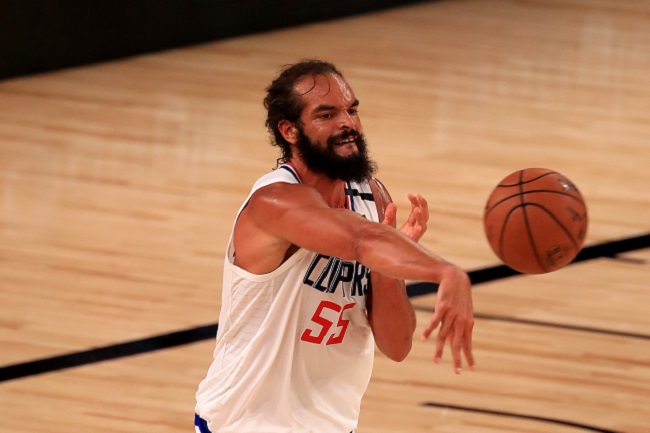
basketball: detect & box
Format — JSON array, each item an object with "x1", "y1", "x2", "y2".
[{"x1": 483, "y1": 168, "x2": 588, "y2": 274}]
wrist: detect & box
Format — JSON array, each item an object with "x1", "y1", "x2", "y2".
[{"x1": 440, "y1": 264, "x2": 469, "y2": 285}]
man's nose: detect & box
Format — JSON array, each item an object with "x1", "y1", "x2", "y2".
[{"x1": 338, "y1": 112, "x2": 355, "y2": 129}]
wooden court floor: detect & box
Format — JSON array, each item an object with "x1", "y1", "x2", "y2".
[{"x1": 1, "y1": 0, "x2": 649, "y2": 432}]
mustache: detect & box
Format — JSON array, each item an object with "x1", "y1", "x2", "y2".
[{"x1": 328, "y1": 129, "x2": 360, "y2": 146}]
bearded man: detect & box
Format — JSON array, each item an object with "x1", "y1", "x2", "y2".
[{"x1": 194, "y1": 59, "x2": 475, "y2": 433}]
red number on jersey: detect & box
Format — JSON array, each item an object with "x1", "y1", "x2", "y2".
[{"x1": 301, "y1": 300, "x2": 356, "y2": 345}]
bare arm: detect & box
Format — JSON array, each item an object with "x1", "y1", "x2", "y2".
[
  {"x1": 366, "y1": 178, "x2": 416, "y2": 362},
  {"x1": 234, "y1": 181, "x2": 475, "y2": 372},
  {"x1": 369, "y1": 179, "x2": 475, "y2": 373},
  {"x1": 236, "y1": 182, "x2": 451, "y2": 281}
]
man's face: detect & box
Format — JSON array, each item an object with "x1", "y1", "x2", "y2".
[
  {"x1": 293, "y1": 73, "x2": 376, "y2": 181},
  {"x1": 294, "y1": 124, "x2": 375, "y2": 182}
]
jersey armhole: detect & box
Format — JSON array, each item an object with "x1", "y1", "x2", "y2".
[{"x1": 368, "y1": 177, "x2": 393, "y2": 222}]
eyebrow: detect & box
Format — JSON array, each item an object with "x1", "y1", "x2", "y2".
[{"x1": 313, "y1": 99, "x2": 360, "y2": 113}]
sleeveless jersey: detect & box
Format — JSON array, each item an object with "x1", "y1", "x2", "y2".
[{"x1": 195, "y1": 165, "x2": 379, "y2": 433}]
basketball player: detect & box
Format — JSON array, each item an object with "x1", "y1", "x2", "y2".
[{"x1": 194, "y1": 60, "x2": 475, "y2": 433}]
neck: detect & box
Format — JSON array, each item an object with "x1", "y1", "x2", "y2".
[{"x1": 285, "y1": 160, "x2": 346, "y2": 209}]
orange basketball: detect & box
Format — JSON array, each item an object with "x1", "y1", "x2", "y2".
[{"x1": 483, "y1": 168, "x2": 588, "y2": 274}]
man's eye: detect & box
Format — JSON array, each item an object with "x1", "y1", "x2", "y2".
[
  {"x1": 319, "y1": 113, "x2": 334, "y2": 119},
  {"x1": 349, "y1": 109, "x2": 358, "y2": 116}
]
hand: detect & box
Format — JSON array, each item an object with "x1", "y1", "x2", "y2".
[
  {"x1": 400, "y1": 194, "x2": 428, "y2": 242},
  {"x1": 381, "y1": 194, "x2": 429, "y2": 242},
  {"x1": 421, "y1": 267, "x2": 475, "y2": 374}
]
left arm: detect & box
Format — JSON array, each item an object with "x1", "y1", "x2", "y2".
[
  {"x1": 368, "y1": 263, "x2": 416, "y2": 362},
  {"x1": 366, "y1": 179, "x2": 428, "y2": 361}
]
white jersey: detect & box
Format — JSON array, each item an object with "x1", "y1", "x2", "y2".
[{"x1": 195, "y1": 165, "x2": 379, "y2": 433}]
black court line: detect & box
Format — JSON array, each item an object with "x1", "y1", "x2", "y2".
[
  {"x1": 0, "y1": 324, "x2": 218, "y2": 382},
  {"x1": 422, "y1": 402, "x2": 620, "y2": 433},
  {"x1": 407, "y1": 232, "x2": 649, "y2": 297},
  {"x1": 474, "y1": 312, "x2": 650, "y2": 340},
  {"x1": 0, "y1": 232, "x2": 648, "y2": 383},
  {"x1": 412, "y1": 307, "x2": 650, "y2": 341}
]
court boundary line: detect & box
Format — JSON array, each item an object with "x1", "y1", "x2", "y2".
[
  {"x1": 0, "y1": 232, "x2": 647, "y2": 383},
  {"x1": 422, "y1": 401, "x2": 620, "y2": 433}
]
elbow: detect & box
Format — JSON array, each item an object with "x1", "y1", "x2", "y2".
[
  {"x1": 378, "y1": 336, "x2": 413, "y2": 362},
  {"x1": 384, "y1": 340, "x2": 412, "y2": 362}
]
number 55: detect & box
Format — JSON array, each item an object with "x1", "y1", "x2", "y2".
[{"x1": 301, "y1": 300, "x2": 356, "y2": 345}]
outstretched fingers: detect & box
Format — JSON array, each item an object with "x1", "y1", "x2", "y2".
[
  {"x1": 402, "y1": 194, "x2": 429, "y2": 242},
  {"x1": 421, "y1": 304, "x2": 476, "y2": 373},
  {"x1": 449, "y1": 314, "x2": 476, "y2": 374},
  {"x1": 408, "y1": 194, "x2": 429, "y2": 223},
  {"x1": 419, "y1": 253, "x2": 475, "y2": 373},
  {"x1": 420, "y1": 307, "x2": 442, "y2": 341},
  {"x1": 462, "y1": 318, "x2": 476, "y2": 371},
  {"x1": 434, "y1": 306, "x2": 455, "y2": 366}
]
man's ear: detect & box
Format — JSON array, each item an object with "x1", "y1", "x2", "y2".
[{"x1": 278, "y1": 120, "x2": 298, "y2": 144}]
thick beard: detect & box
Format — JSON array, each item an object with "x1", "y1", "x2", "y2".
[{"x1": 295, "y1": 128, "x2": 376, "y2": 182}]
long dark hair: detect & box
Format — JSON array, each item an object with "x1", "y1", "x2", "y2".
[{"x1": 263, "y1": 59, "x2": 344, "y2": 165}]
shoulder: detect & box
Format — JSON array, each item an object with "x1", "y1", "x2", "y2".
[
  {"x1": 251, "y1": 166, "x2": 301, "y2": 191},
  {"x1": 244, "y1": 166, "x2": 310, "y2": 211},
  {"x1": 246, "y1": 181, "x2": 326, "y2": 218}
]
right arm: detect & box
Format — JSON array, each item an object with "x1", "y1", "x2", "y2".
[
  {"x1": 233, "y1": 182, "x2": 475, "y2": 372},
  {"x1": 236, "y1": 182, "x2": 449, "y2": 281}
]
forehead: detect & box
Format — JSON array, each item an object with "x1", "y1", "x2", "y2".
[{"x1": 294, "y1": 73, "x2": 356, "y2": 110}]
